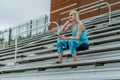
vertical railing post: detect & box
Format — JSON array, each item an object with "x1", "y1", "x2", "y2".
[
  {"x1": 14, "y1": 29, "x2": 18, "y2": 64},
  {"x1": 2, "y1": 32, "x2": 4, "y2": 48},
  {"x1": 98, "y1": 0, "x2": 101, "y2": 14},
  {"x1": 107, "y1": 2, "x2": 111, "y2": 24},
  {"x1": 44, "y1": 15, "x2": 48, "y2": 32},
  {"x1": 8, "y1": 28, "x2": 11, "y2": 45},
  {"x1": 27, "y1": 23, "x2": 29, "y2": 38},
  {"x1": 30, "y1": 20, "x2": 32, "y2": 37},
  {"x1": 36, "y1": 20, "x2": 38, "y2": 35},
  {"x1": 58, "y1": 14, "x2": 61, "y2": 26},
  {"x1": 101, "y1": 0, "x2": 111, "y2": 24}
]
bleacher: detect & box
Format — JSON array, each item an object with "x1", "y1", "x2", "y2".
[{"x1": 0, "y1": 3, "x2": 120, "y2": 80}]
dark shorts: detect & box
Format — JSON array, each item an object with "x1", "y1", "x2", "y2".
[{"x1": 67, "y1": 41, "x2": 89, "y2": 51}]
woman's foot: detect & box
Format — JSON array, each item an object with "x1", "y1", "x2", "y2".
[
  {"x1": 51, "y1": 61, "x2": 62, "y2": 64},
  {"x1": 71, "y1": 66, "x2": 77, "y2": 69}
]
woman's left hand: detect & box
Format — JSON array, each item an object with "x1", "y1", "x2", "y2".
[{"x1": 59, "y1": 35, "x2": 66, "y2": 40}]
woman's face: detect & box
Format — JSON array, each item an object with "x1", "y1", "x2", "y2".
[{"x1": 69, "y1": 12, "x2": 76, "y2": 22}]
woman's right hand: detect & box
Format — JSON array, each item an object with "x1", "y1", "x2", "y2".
[
  {"x1": 65, "y1": 20, "x2": 70, "y2": 24},
  {"x1": 58, "y1": 20, "x2": 71, "y2": 34}
]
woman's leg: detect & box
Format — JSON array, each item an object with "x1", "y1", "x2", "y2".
[
  {"x1": 68, "y1": 40, "x2": 77, "y2": 54},
  {"x1": 58, "y1": 54, "x2": 63, "y2": 63},
  {"x1": 57, "y1": 40, "x2": 67, "y2": 63},
  {"x1": 72, "y1": 54, "x2": 77, "y2": 62},
  {"x1": 68, "y1": 40, "x2": 81, "y2": 62}
]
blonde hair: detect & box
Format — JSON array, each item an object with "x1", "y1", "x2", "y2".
[{"x1": 70, "y1": 10, "x2": 80, "y2": 23}]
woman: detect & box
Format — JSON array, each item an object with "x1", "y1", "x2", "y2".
[{"x1": 55, "y1": 10, "x2": 89, "y2": 64}]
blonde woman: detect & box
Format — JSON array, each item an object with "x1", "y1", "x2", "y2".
[{"x1": 55, "y1": 10, "x2": 89, "y2": 64}]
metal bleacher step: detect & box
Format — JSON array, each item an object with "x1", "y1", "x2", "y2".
[
  {"x1": 0, "y1": 36, "x2": 119, "y2": 62},
  {"x1": 84, "y1": 10, "x2": 120, "y2": 26},
  {"x1": 0, "y1": 43, "x2": 118, "y2": 68},
  {"x1": 89, "y1": 29, "x2": 120, "y2": 40},
  {"x1": 0, "y1": 32, "x2": 119, "y2": 62},
  {"x1": 0, "y1": 39, "x2": 119, "y2": 66},
  {"x1": 90, "y1": 35, "x2": 120, "y2": 45},
  {"x1": 17, "y1": 42, "x2": 118, "y2": 63},
  {"x1": 1, "y1": 49, "x2": 120, "y2": 74},
  {"x1": 88, "y1": 24, "x2": 120, "y2": 35},
  {"x1": 1, "y1": 64, "x2": 120, "y2": 80}
]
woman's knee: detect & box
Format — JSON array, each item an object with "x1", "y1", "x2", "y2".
[
  {"x1": 57, "y1": 40, "x2": 66, "y2": 47},
  {"x1": 68, "y1": 40, "x2": 77, "y2": 54},
  {"x1": 57, "y1": 40, "x2": 63, "y2": 46},
  {"x1": 68, "y1": 40, "x2": 75, "y2": 47}
]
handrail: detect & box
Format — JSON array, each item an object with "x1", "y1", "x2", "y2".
[
  {"x1": 62, "y1": 1, "x2": 120, "y2": 23},
  {"x1": 14, "y1": 21, "x2": 59, "y2": 64},
  {"x1": 51, "y1": 21, "x2": 59, "y2": 28},
  {"x1": 59, "y1": 0, "x2": 111, "y2": 24},
  {"x1": 16, "y1": 21, "x2": 59, "y2": 36},
  {"x1": 51, "y1": 21, "x2": 60, "y2": 35},
  {"x1": 78, "y1": 2, "x2": 111, "y2": 24},
  {"x1": 60, "y1": 0, "x2": 104, "y2": 15},
  {"x1": 17, "y1": 23, "x2": 51, "y2": 36}
]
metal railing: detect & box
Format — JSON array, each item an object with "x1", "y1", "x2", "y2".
[
  {"x1": 59, "y1": 0, "x2": 111, "y2": 25},
  {"x1": 14, "y1": 21, "x2": 59, "y2": 64},
  {"x1": 0, "y1": 15, "x2": 49, "y2": 49},
  {"x1": 78, "y1": 2, "x2": 111, "y2": 24}
]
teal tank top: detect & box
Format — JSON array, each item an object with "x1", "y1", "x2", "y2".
[{"x1": 72, "y1": 23, "x2": 89, "y2": 45}]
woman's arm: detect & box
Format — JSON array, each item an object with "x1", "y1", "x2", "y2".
[
  {"x1": 59, "y1": 22, "x2": 85, "y2": 40},
  {"x1": 74, "y1": 22, "x2": 85, "y2": 40},
  {"x1": 58, "y1": 20, "x2": 71, "y2": 34}
]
